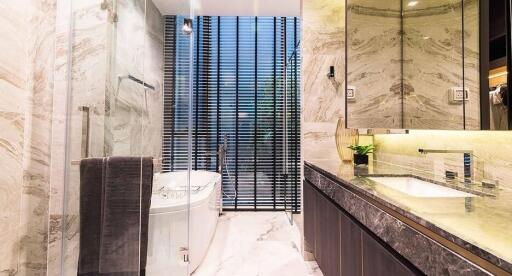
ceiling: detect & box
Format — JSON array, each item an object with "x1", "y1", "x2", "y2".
[{"x1": 152, "y1": 0, "x2": 301, "y2": 16}]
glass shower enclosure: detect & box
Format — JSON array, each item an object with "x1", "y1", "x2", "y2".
[
  {"x1": 284, "y1": 42, "x2": 301, "y2": 224},
  {"x1": 59, "y1": 0, "x2": 194, "y2": 275}
]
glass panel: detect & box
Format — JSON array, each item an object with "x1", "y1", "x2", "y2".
[
  {"x1": 150, "y1": 13, "x2": 193, "y2": 275},
  {"x1": 284, "y1": 48, "x2": 300, "y2": 224},
  {"x1": 60, "y1": 0, "x2": 192, "y2": 275},
  {"x1": 62, "y1": 1, "x2": 126, "y2": 274}
]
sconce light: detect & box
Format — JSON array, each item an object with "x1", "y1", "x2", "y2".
[
  {"x1": 327, "y1": 66, "x2": 335, "y2": 79},
  {"x1": 182, "y1": 18, "x2": 193, "y2": 35}
]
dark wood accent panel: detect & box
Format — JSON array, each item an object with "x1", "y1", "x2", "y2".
[
  {"x1": 321, "y1": 196, "x2": 341, "y2": 276},
  {"x1": 304, "y1": 180, "x2": 423, "y2": 276},
  {"x1": 303, "y1": 180, "x2": 316, "y2": 254},
  {"x1": 314, "y1": 186, "x2": 323, "y2": 268},
  {"x1": 362, "y1": 231, "x2": 419, "y2": 276},
  {"x1": 340, "y1": 211, "x2": 363, "y2": 276}
]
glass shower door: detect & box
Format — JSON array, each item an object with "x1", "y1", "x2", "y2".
[
  {"x1": 284, "y1": 41, "x2": 301, "y2": 224},
  {"x1": 147, "y1": 12, "x2": 194, "y2": 276},
  {"x1": 59, "y1": 0, "x2": 193, "y2": 275}
]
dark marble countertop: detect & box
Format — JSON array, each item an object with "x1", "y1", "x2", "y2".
[{"x1": 305, "y1": 158, "x2": 512, "y2": 273}]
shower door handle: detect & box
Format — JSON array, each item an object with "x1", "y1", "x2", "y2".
[{"x1": 78, "y1": 106, "x2": 90, "y2": 158}]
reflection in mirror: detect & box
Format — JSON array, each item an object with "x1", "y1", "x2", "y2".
[
  {"x1": 346, "y1": 0, "x2": 512, "y2": 130},
  {"x1": 403, "y1": 0, "x2": 466, "y2": 130},
  {"x1": 478, "y1": 0, "x2": 511, "y2": 130},
  {"x1": 346, "y1": 0, "x2": 402, "y2": 129}
]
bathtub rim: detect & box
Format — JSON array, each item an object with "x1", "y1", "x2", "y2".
[{"x1": 150, "y1": 170, "x2": 221, "y2": 214}]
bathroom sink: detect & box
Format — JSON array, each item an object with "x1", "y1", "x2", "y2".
[{"x1": 367, "y1": 177, "x2": 475, "y2": 198}]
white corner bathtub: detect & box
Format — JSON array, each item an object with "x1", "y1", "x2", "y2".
[{"x1": 146, "y1": 170, "x2": 222, "y2": 275}]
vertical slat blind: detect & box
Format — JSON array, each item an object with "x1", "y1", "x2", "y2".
[{"x1": 163, "y1": 16, "x2": 301, "y2": 211}]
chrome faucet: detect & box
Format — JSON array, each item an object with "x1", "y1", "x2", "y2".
[{"x1": 418, "y1": 149, "x2": 474, "y2": 184}]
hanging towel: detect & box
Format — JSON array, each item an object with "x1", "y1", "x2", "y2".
[
  {"x1": 99, "y1": 156, "x2": 153, "y2": 276},
  {"x1": 78, "y1": 158, "x2": 106, "y2": 276}
]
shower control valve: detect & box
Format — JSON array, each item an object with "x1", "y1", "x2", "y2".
[{"x1": 179, "y1": 247, "x2": 189, "y2": 263}]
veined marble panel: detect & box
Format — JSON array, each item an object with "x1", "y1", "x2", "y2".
[
  {"x1": 346, "y1": 1, "x2": 402, "y2": 129},
  {"x1": 303, "y1": 122, "x2": 340, "y2": 161},
  {"x1": 18, "y1": 0, "x2": 57, "y2": 274},
  {"x1": 47, "y1": 0, "x2": 73, "y2": 274},
  {"x1": 345, "y1": 0, "x2": 480, "y2": 130},
  {"x1": 463, "y1": 0, "x2": 480, "y2": 130},
  {"x1": 106, "y1": 0, "x2": 163, "y2": 159},
  {"x1": 302, "y1": 0, "x2": 345, "y2": 124},
  {"x1": 142, "y1": 0, "x2": 164, "y2": 161},
  {"x1": 302, "y1": 0, "x2": 345, "y2": 162},
  {"x1": 0, "y1": 2, "x2": 29, "y2": 274},
  {"x1": 403, "y1": 1, "x2": 465, "y2": 129},
  {"x1": 1, "y1": 0, "x2": 59, "y2": 274}
]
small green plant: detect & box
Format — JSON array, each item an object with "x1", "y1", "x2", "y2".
[{"x1": 348, "y1": 144, "x2": 375, "y2": 155}]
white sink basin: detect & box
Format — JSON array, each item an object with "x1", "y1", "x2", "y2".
[{"x1": 368, "y1": 177, "x2": 475, "y2": 198}]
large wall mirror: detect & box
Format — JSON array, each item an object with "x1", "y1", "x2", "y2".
[{"x1": 346, "y1": 0, "x2": 512, "y2": 130}]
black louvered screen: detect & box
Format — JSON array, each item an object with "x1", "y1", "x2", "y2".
[{"x1": 162, "y1": 16, "x2": 301, "y2": 211}]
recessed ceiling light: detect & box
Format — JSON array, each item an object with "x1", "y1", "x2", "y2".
[
  {"x1": 408, "y1": 1, "x2": 418, "y2": 7},
  {"x1": 423, "y1": 36, "x2": 430, "y2": 40}
]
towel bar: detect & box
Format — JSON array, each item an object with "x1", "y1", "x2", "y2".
[{"x1": 71, "y1": 158, "x2": 162, "y2": 166}]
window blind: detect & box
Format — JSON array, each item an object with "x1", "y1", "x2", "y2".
[{"x1": 163, "y1": 16, "x2": 301, "y2": 211}]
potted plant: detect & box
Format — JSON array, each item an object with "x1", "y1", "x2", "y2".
[{"x1": 348, "y1": 144, "x2": 375, "y2": 166}]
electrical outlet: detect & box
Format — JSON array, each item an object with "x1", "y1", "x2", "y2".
[
  {"x1": 347, "y1": 86, "x2": 357, "y2": 102},
  {"x1": 449, "y1": 87, "x2": 469, "y2": 104}
]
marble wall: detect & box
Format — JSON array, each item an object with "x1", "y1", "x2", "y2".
[
  {"x1": 0, "y1": 0, "x2": 164, "y2": 275},
  {"x1": 47, "y1": 1, "x2": 73, "y2": 274},
  {"x1": 345, "y1": 0, "x2": 481, "y2": 130},
  {"x1": 0, "y1": 2, "x2": 30, "y2": 274},
  {"x1": 302, "y1": 0, "x2": 346, "y2": 162},
  {"x1": 346, "y1": 0, "x2": 402, "y2": 129},
  {"x1": 403, "y1": 1, "x2": 464, "y2": 129},
  {"x1": 0, "y1": 0, "x2": 57, "y2": 274},
  {"x1": 374, "y1": 130, "x2": 512, "y2": 191},
  {"x1": 463, "y1": 0, "x2": 480, "y2": 130},
  {"x1": 105, "y1": 0, "x2": 164, "y2": 159}
]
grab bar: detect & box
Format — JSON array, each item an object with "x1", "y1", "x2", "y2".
[{"x1": 78, "y1": 106, "x2": 90, "y2": 158}]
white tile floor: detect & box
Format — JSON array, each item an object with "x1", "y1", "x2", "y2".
[{"x1": 192, "y1": 212, "x2": 322, "y2": 276}]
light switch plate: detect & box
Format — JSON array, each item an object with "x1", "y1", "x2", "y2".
[
  {"x1": 347, "y1": 85, "x2": 356, "y2": 102},
  {"x1": 449, "y1": 87, "x2": 469, "y2": 104}
]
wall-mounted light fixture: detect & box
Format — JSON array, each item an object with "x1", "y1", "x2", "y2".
[
  {"x1": 327, "y1": 66, "x2": 335, "y2": 79},
  {"x1": 182, "y1": 18, "x2": 193, "y2": 35}
]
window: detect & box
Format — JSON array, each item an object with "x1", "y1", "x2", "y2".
[{"x1": 163, "y1": 16, "x2": 301, "y2": 211}]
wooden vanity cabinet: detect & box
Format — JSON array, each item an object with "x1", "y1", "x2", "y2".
[{"x1": 304, "y1": 180, "x2": 422, "y2": 276}]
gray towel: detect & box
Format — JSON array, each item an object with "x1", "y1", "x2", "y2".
[
  {"x1": 78, "y1": 158, "x2": 106, "y2": 276},
  {"x1": 99, "y1": 156, "x2": 153, "y2": 276}
]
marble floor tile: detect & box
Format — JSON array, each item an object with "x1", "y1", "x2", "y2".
[{"x1": 192, "y1": 212, "x2": 323, "y2": 276}]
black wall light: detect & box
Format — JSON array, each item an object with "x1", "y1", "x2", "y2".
[{"x1": 327, "y1": 66, "x2": 335, "y2": 79}]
